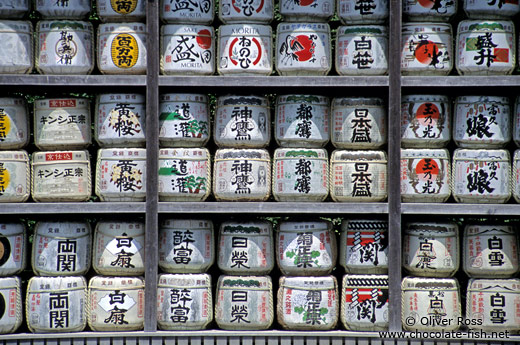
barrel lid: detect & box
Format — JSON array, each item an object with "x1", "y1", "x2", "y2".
[
  {"x1": 214, "y1": 148, "x2": 270, "y2": 160},
  {"x1": 28, "y1": 276, "x2": 87, "y2": 292},
  {"x1": 161, "y1": 24, "x2": 214, "y2": 36},
  {"x1": 0, "y1": 222, "x2": 25, "y2": 236},
  {"x1": 218, "y1": 275, "x2": 272, "y2": 290},
  {"x1": 161, "y1": 219, "x2": 213, "y2": 230},
  {"x1": 333, "y1": 97, "x2": 384, "y2": 107},
  {"x1": 217, "y1": 95, "x2": 269, "y2": 107},
  {"x1": 278, "y1": 220, "x2": 331, "y2": 232},
  {"x1": 402, "y1": 94, "x2": 449, "y2": 103},
  {"x1": 95, "y1": 221, "x2": 145, "y2": 237},
  {"x1": 35, "y1": 221, "x2": 91, "y2": 239},
  {"x1": 464, "y1": 224, "x2": 514, "y2": 236},
  {"x1": 98, "y1": 148, "x2": 147, "y2": 159},
  {"x1": 219, "y1": 24, "x2": 272, "y2": 36},
  {"x1": 401, "y1": 148, "x2": 450, "y2": 159},
  {"x1": 405, "y1": 222, "x2": 458, "y2": 236},
  {"x1": 32, "y1": 150, "x2": 89, "y2": 163},
  {"x1": 280, "y1": 275, "x2": 336, "y2": 290},
  {"x1": 276, "y1": 94, "x2": 329, "y2": 105},
  {"x1": 98, "y1": 22, "x2": 147, "y2": 34},
  {"x1": 455, "y1": 95, "x2": 509, "y2": 104},
  {"x1": 97, "y1": 93, "x2": 145, "y2": 104},
  {"x1": 340, "y1": 219, "x2": 388, "y2": 232},
  {"x1": 220, "y1": 221, "x2": 271, "y2": 235},
  {"x1": 160, "y1": 93, "x2": 208, "y2": 102},
  {"x1": 89, "y1": 275, "x2": 145, "y2": 289},
  {"x1": 158, "y1": 273, "x2": 211, "y2": 288},
  {"x1": 343, "y1": 275, "x2": 388, "y2": 288},
  {"x1": 453, "y1": 148, "x2": 510, "y2": 161},
  {"x1": 401, "y1": 277, "x2": 459, "y2": 291},
  {"x1": 0, "y1": 20, "x2": 32, "y2": 33},
  {"x1": 467, "y1": 278, "x2": 520, "y2": 293},
  {"x1": 274, "y1": 148, "x2": 328, "y2": 159},
  {"x1": 331, "y1": 150, "x2": 387, "y2": 162},
  {"x1": 337, "y1": 25, "x2": 387, "y2": 36},
  {"x1": 37, "y1": 20, "x2": 93, "y2": 31},
  {"x1": 0, "y1": 276, "x2": 21, "y2": 289},
  {"x1": 0, "y1": 150, "x2": 29, "y2": 161},
  {"x1": 458, "y1": 20, "x2": 514, "y2": 32},
  {"x1": 159, "y1": 148, "x2": 209, "y2": 159}
]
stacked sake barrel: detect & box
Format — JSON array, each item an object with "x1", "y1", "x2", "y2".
[{"x1": 0, "y1": 3, "x2": 32, "y2": 74}]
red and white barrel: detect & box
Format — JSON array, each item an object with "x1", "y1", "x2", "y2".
[
  {"x1": 218, "y1": 0, "x2": 273, "y2": 24},
  {"x1": 0, "y1": 20, "x2": 32, "y2": 74},
  {"x1": 0, "y1": 277, "x2": 22, "y2": 334},
  {"x1": 0, "y1": 98, "x2": 30, "y2": 149},
  {"x1": 279, "y1": 0, "x2": 333, "y2": 22},
  {"x1": 96, "y1": 0, "x2": 146, "y2": 22},
  {"x1": 0, "y1": 150, "x2": 29, "y2": 203},
  {"x1": 0, "y1": 223, "x2": 26, "y2": 276},
  {"x1": 337, "y1": 0, "x2": 388, "y2": 24},
  {"x1": 463, "y1": 0, "x2": 520, "y2": 19},
  {"x1": 35, "y1": 0, "x2": 90, "y2": 19},
  {"x1": 160, "y1": 0, "x2": 214, "y2": 24},
  {"x1": 403, "y1": 0, "x2": 457, "y2": 22}
]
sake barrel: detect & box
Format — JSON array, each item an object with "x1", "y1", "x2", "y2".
[
  {"x1": 214, "y1": 95, "x2": 270, "y2": 148},
  {"x1": 278, "y1": 275, "x2": 338, "y2": 330},
  {"x1": 32, "y1": 221, "x2": 91, "y2": 276},
  {"x1": 276, "y1": 220, "x2": 336, "y2": 276},
  {"x1": 160, "y1": 0, "x2": 214, "y2": 24},
  {"x1": 26, "y1": 276, "x2": 87, "y2": 333},
  {"x1": 513, "y1": 149, "x2": 520, "y2": 202},
  {"x1": 159, "y1": 219, "x2": 214, "y2": 273},
  {"x1": 403, "y1": 222, "x2": 459, "y2": 277},
  {"x1": 213, "y1": 149, "x2": 271, "y2": 201},
  {"x1": 88, "y1": 276, "x2": 145, "y2": 331},
  {"x1": 0, "y1": 277, "x2": 22, "y2": 334},
  {"x1": 513, "y1": 96, "x2": 520, "y2": 147},
  {"x1": 0, "y1": 97, "x2": 29, "y2": 149},
  {"x1": 0, "y1": 150, "x2": 29, "y2": 203},
  {"x1": 31, "y1": 150, "x2": 91, "y2": 202},
  {"x1": 272, "y1": 148, "x2": 329, "y2": 202},
  {"x1": 218, "y1": 0, "x2": 273, "y2": 24},
  {"x1": 341, "y1": 275, "x2": 388, "y2": 331},
  {"x1": 332, "y1": 97, "x2": 386, "y2": 149},
  {"x1": 157, "y1": 273, "x2": 213, "y2": 330},
  {"x1": 95, "y1": 148, "x2": 146, "y2": 201},
  {"x1": 96, "y1": 0, "x2": 146, "y2": 22},
  {"x1": 401, "y1": 277, "x2": 461, "y2": 331},
  {"x1": 339, "y1": 219, "x2": 388, "y2": 274},
  {"x1": 452, "y1": 149, "x2": 511, "y2": 203},
  {"x1": 0, "y1": 20, "x2": 33, "y2": 74},
  {"x1": 35, "y1": 0, "x2": 90, "y2": 19},
  {"x1": 158, "y1": 148, "x2": 211, "y2": 201},
  {"x1": 34, "y1": 98, "x2": 91, "y2": 150},
  {"x1": 0, "y1": 223, "x2": 26, "y2": 276},
  {"x1": 218, "y1": 221, "x2": 274, "y2": 275},
  {"x1": 456, "y1": 20, "x2": 515, "y2": 75},
  {"x1": 279, "y1": 0, "x2": 334, "y2": 22},
  {"x1": 335, "y1": 26, "x2": 388, "y2": 76},
  {"x1": 97, "y1": 23, "x2": 147, "y2": 75},
  {"x1": 401, "y1": 94, "x2": 451, "y2": 148},
  {"x1": 464, "y1": 0, "x2": 520, "y2": 19},
  {"x1": 463, "y1": 224, "x2": 519, "y2": 278},
  {"x1": 93, "y1": 220, "x2": 145, "y2": 276},
  {"x1": 276, "y1": 23, "x2": 331, "y2": 76},
  {"x1": 0, "y1": 0, "x2": 29, "y2": 19},
  {"x1": 337, "y1": 0, "x2": 388, "y2": 24},
  {"x1": 159, "y1": 93, "x2": 210, "y2": 147},
  {"x1": 275, "y1": 95, "x2": 330, "y2": 148},
  {"x1": 401, "y1": 22, "x2": 453, "y2": 75},
  {"x1": 403, "y1": 0, "x2": 457, "y2": 22},
  {"x1": 215, "y1": 275, "x2": 273, "y2": 330}
]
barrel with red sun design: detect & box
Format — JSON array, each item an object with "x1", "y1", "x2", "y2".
[
  {"x1": 403, "y1": 0, "x2": 456, "y2": 22},
  {"x1": 279, "y1": 0, "x2": 334, "y2": 22},
  {"x1": 219, "y1": 0, "x2": 273, "y2": 23}
]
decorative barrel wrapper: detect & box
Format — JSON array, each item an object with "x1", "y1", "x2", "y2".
[
  {"x1": 0, "y1": 0, "x2": 29, "y2": 19},
  {"x1": 213, "y1": 149, "x2": 271, "y2": 201},
  {"x1": 218, "y1": 221, "x2": 274, "y2": 275},
  {"x1": 276, "y1": 220, "x2": 336, "y2": 276},
  {"x1": 215, "y1": 275, "x2": 274, "y2": 330},
  {"x1": 452, "y1": 149, "x2": 511, "y2": 204},
  {"x1": 218, "y1": 0, "x2": 273, "y2": 24},
  {"x1": 403, "y1": 0, "x2": 457, "y2": 22},
  {"x1": 278, "y1": 275, "x2": 338, "y2": 330},
  {"x1": 337, "y1": 0, "x2": 388, "y2": 24},
  {"x1": 401, "y1": 22, "x2": 453, "y2": 75},
  {"x1": 401, "y1": 94, "x2": 451, "y2": 148},
  {"x1": 88, "y1": 276, "x2": 145, "y2": 331},
  {"x1": 97, "y1": 23, "x2": 147, "y2": 75},
  {"x1": 95, "y1": 148, "x2": 146, "y2": 201},
  {"x1": 26, "y1": 276, "x2": 87, "y2": 333},
  {"x1": 339, "y1": 219, "x2": 388, "y2": 274},
  {"x1": 160, "y1": 0, "x2": 214, "y2": 24},
  {"x1": 96, "y1": 0, "x2": 146, "y2": 22},
  {"x1": 159, "y1": 148, "x2": 211, "y2": 201},
  {"x1": 0, "y1": 150, "x2": 30, "y2": 203},
  {"x1": 456, "y1": 20, "x2": 515, "y2": 75},
  {"x1": 403, "y1": 222, "x2": 459, "y2": 277},
  {"x1": 31, "y1": 150, "x2": 91, "y2": 202},
  {"x1": 332, "y1": 97, "x2": 387, "y2": 149},
  {"x1": 336, "y1": 26, "x2": 388, "y2": 76},
  {"x1": 463, "y1": 224, "x2": 519, "y2": 278},
  {"x1": 35, "y1": 0, "x2": 90, "y2": 19},
  {"x1": 0, "y1": 223, "x2": 26, "y2": 276},
  {"x1": 157, "y1": 273, "x2": 213, "y2": 330},
  {"x1": 513, "y1": 149, "x2": 520, "y2": 202},
  {"x1": 401, "y1": 277, "x2": 461, "y2": 331},
  {"x1": 463, "y1": 0, "x2": 520, "y2": 19},
  {"x1": 159, "y1": 93, "x2": 210, "y2": 147},
  {"x1": 93, "y1": 221, "x2": 145, "y2": 276},
  {"x1": 0, "y1": 21, "x2": 33, "y2": 74},
  {"x1": 279, "y1": 0, "x2": 334, "y2": 22},
  {"x1": 0, "y1": 277, "x2": 22, "y2": 334},
  {"x1": 272, "y1": 148, "x2": 329, "y2": 202},
  {"x1": 330, "y1": 150, "x2": 387, "y2": 202},
  {"x1": 159, "y1": 219, "x2": 214, "y2": 273},
  {"x1": 341, "y1": 275, "x2": 388, "y2": 331},
  {"x1": 0, "y1": 97, "x2": 29, "y2": 149}
]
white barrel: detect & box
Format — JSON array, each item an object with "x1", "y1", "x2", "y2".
[
  {"x1": 218, "y1": 24, "x2": 272, "y2": 76},
  {"x1": 159, "y1": 219, "x2": 214, "y2": 273},
  {"x1": 272, "y1": 148, "x2": 329, "y2": 202},
  {"x1": 403, "y1": 0, "x2": 457, "y2": 22},
  {"x1": 218, "y1": 221, "x2": 274, "y2": 275},
  {"x1": 96, "y1": 0, "x2": 146, "y2": 22},
  {"x1": 278, "y1": 275, "x2": 338, "y2": 330},
  {"x1": 95, "y1": 148, "x2": 146, "y2": 202},
  {"x1": 332, "y1": 97, "x2": 386, "y2": 149},
  {"x1": 336, "y1": 26, "x2": 388, "y2": 76},
  {"x1": 456, "y1": 20, "x2": 515, "y2": 75},
  {"x1": 0, "y1": 277, "x2": 22, "y2": 334},
  {"x1": 401, "y1": 277, "x2": 461, "y2": 331},
  {"x1": 401, "y1": 94, "x2": 451, "y2": 148},
  {"x1": 93, "y1": 220, "x2": 145, "y2": 276},
  {"x1": 452, "y1": 149, "x2": 511, "y2": 203},
  {"x1": 0, "y1": 150, "x2": 29, "y2": 203},
  {"x1": 95, "y1": 93, "x2": 146, "y2": 147},
  {"x1": 453, "y1": 96, "x2": 510, "y2": 148},
  {"x1": 400, "y1": 149, "x2": 451, "y2": 203},
  {"x1": 401, "y1": 22, "x2": 453, "y2": 75},
  {"x1": 0, "y1": 97, "x2": 29, "y2": 149},
  {"x1": 0, "y1": 20, "x2": 33, "y2": 74},
  {"x1": 31, "y1": 150, "x2": 91, "y2": 202},
  {"x1": 280, "y1": 0, "x2": 334, "y2": 22},
  {"x1": 330, "y1": 150, "x2": 387, "y2": 202},
  {"x1": 88, "y1": 276, "x2": 145, "y2": 331},
  {"x1": 213, "y1": 149, "x2": 271, "y2": 201},
  {"x1": 0, "y1": 0, "x2": 29, "y2": 19},
  {"x1": 159, "y1": 93, "x2": 210, "y2": 147},
  {"x1": 513, "y1": 149, "x2": 520, "y2": 202},
  {"x1": 513, "y1": 96, "x2": 520, "y2": 147},
  {"x1": 276, "y1": 220, "x2": 336, "y2": 276},
  {"x1": 463, "y1": 224, "x2": 519, "y2": 278},
  {"x1": 341, "y1": 275, "x2": 388, "y2": 331},
  {"x1": 337, "y1": 0, "x2": 388, "y2": 24},
  {"x1": 34, "y1": 98, "x2": 91, "y2": 150},
  {"x1": 218, "y1": 0, "x2": 273, "y2": 24},
  {"x1": 160, "y1": 0, "x2": 214, "y2": 24},
  {"x1": 158, "y1": 148, "x2": 211, "y2": 201},
  {"x1": 276, "y1": 23, "x2": 331, "y2": 76},
  {"x1": 97, "y1": 23, "x2": 147, "y2": 75},
  {"x1": 464, "y1": 0, "x2": 520, "y2": 19},
  {"x1": 403, "y1": 222, "x2": 459, "y2": 277},
  {"x1": 161, "y1": 25, "x2": 215, "y2": 75},
  {"x1": 35, "y1": 0, "x2": 90, "y2": 19},
  {"x1": 0, "y1": 223, "x2": 26, "y2": 276},
  {"x1": 215, "y1": 275, "x2": 273, "y2": 330},
  {"x1": 339, "y1": 219, "x2": 388, "y2": 274},
  {"x1": 157, "y1": 273, "x2": 213, "y2": 330},
  {"x1": 26, "y1": 276, "x2": 87, "y2": 333}
]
